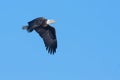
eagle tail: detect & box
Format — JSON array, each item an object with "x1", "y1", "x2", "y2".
[
  {"x1": 22, "y1": 25, "x2": 28, "y2": 30},
  {"x1": 22, "y1": 25, "x2": 33, "y2": 32}
]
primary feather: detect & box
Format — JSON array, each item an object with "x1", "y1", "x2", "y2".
[{"x1": 22, "y1": 17, "x2": 57, "y2": 54}]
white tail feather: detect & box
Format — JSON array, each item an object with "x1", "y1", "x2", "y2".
[{"x1": 22, "y1": 25, "x2": 28, "y2": 30}]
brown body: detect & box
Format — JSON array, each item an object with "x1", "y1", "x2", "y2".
[{"x1": 23, "y1": 17, "x2": 57, "y2": 54}]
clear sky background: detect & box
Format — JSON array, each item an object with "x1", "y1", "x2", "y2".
[{"x1": 0, "y1": 0, "x2": 120, "y2": 80}]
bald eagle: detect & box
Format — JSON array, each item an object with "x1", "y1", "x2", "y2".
[{"x1": 22, "y1": 17, "x2": 57, "y2": 54}]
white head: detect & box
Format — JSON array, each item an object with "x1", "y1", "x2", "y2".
[{"x1": 46, "y1": 19, "x2": 56, "y2": 24}]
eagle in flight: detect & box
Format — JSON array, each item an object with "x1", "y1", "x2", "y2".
[{"x1": 22, "y1": 17, "x2": 57, "y2": 54}]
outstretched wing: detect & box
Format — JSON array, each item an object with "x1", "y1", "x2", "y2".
[
  {"x1": 27, "y1": 17, "x2": 45, "y2": 32},
  {"x1": 35, "y1": 25, "x2": 57, "y2": 54}
]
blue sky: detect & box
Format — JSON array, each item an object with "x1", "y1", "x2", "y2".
[{"x1": 0, "y1": 0, "x2": 120, "y2": 80}]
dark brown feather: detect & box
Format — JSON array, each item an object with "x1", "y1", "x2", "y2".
[
  {"x1": 23, "y1": 17, "x2": 57, "y2": 54},
  {"x1": 34, "y1": 25, "x2": 57, "y2": 54}
]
